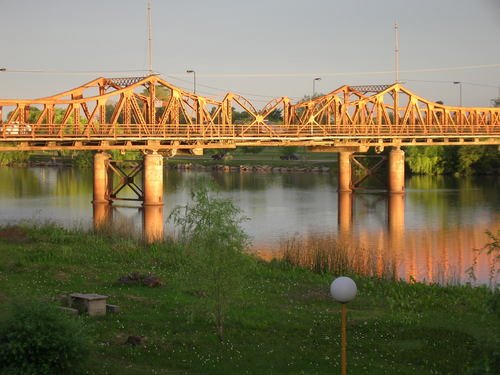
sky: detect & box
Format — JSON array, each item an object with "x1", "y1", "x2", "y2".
[{"x1": 0, "y1": 0, "x2": 499, "y2": 108}]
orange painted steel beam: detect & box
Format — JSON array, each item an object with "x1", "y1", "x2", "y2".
[{"x1": 1, "y1": 77, "x2": 499, "y2": 151}]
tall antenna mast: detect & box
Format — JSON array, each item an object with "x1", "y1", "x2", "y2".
[
  {"x1": 147, "y1": 0, "x2": 153, "y2": 75},
  {"x1": 394, "y1": 22, "x2": 399, "y2": 83}
]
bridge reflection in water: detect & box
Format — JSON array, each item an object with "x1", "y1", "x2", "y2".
[
  {"x1": 93, "y1": 202, "x2": 164, "y2": 244},
  {"x1": 257, "y1": 191, "x2": 497, "y2": 287}
]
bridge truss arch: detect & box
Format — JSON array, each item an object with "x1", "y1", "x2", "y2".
[{"x1": 0, "y1": 76, "x2": 498, "y2": 152}]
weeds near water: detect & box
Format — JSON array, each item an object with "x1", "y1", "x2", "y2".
[
  {"x1": 280, "y1": 234, "x2": 396, "y2": 279},
  {"x1": 466, "y1": 230, "x2": 499, "y2": 289}
]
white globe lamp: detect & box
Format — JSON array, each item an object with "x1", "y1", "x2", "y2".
[{"x1": 330, "y1": 276, "x2": 357, "y2": 303}]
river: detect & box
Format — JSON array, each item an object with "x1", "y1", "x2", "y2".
[{"x1": 0, "y1": 166, "x2": 498, "y2": 286}]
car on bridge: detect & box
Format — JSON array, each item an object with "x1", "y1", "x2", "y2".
[{"x1": 0, "y1": 122, "x2": 32, "y2": 136}]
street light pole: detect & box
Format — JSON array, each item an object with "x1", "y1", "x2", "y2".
[
  {"x1": 330, "y1": 276, "x2": 357, "y2": 375},
  {"x1": 312, "y1": 77, "x2": 321, "y2": 99},
  {"x1": 453, "y1": 81, "x2": 463, "y2": 106},
  {"x1": 186, "y1": 70, "x2": 196, "y2": 94}
]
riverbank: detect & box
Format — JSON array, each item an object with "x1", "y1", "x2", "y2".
[
  {"x1": 0, "y1": 225, "x2": 498, "y2": 374},
  {"x1": 0, "y1": 149, "x2": 340, "y2": 171},
  {"x1": 169, "y1": 160, "x2": 333, "y2": 173}
]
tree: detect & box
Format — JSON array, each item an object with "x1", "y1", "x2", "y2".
[
  {"x1": 406, "y1": 146, "x2": 448, "y2": 175},
  {"x1": 232, "y1": 108, "x2": 252, "y2": 124},
  {"x1": 266, "y1": 108, "x2": 283, "y2": 123},
  {"x1": 457, "y1": 146, "x2": 500, "y2": 175},
  {"x1": 169, "y1": 184, "x2": 250, "y2": 342}
]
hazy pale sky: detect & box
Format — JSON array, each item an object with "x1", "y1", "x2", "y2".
[{"x1": 1, "y1": 0, "x2": 499, "y2": 108}]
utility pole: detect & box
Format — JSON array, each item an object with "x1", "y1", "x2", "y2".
[
  {"x1": 147, "y1": 0, "x2": 153, "y2": 75},
  {"x1": 394, "y1": 22, "x2": 399, "y2": 83}
]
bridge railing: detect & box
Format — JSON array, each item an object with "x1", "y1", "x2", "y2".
[{"x1": 1, "y1": 122, "x2": 499, "y2": 140}]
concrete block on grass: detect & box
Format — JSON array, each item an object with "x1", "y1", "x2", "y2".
[{"x1": 69, "y1": 293, "x2": 108, "y2": 316}]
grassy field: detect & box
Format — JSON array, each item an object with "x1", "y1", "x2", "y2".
[{"x1": 0, "y1": 224, "x2": 498, "y2": 374}]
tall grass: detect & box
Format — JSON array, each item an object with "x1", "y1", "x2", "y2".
[{"x1": 281, "y1": 233, "x2": 396, "y2": 279}]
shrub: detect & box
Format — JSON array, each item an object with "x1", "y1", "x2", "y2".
[
  {"x1": 169, "y1": 183, "x2": 250, "y2": 342},
  {"x1": 0, "y1": 302, "x2": 90, "y2": 375}
]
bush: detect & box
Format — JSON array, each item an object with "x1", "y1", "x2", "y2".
[
  {"x1": 169, "y1": 183, "x2": 250, "y2": 342},
  {"x1": 0, "y1": 302, "x2": 90, "y2": 375}
]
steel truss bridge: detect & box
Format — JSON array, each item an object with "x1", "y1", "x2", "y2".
[{"x1": 0, "y1": 75, "x2": 499, "y2": 153}]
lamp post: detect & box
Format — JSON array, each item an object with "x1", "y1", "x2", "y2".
[
  {"x1": 312, "y1": 77, "x2": 321, "y2": 99},
  {"x1": 330, "y1": 276, "x2": 357, "y2": 375},
  {"x1": 453, "y1": 81, "x2": 463, "y2": 107},
  {"x1": 186, "y1": 69, "x2": 196, "y2": 94}
]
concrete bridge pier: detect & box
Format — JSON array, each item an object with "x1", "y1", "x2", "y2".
[
  {"x1": 93, "y1": 152, "x2": 112, "y2": 204},
  {"x1": 338, "y1": 151, "x2": 353, "y2": 192},
  {"x1": 92, "y1": 151, "x2": 165, "y2": 242},
  {"x1": 142, "y1": 152, "x2": 164, "y2": 243},
  {"x1": 388, "y1": 147, "x2": 405, "y2": 194},
  {"x1": 143, "y1": 152, "x2": 164, "y2": 206}
]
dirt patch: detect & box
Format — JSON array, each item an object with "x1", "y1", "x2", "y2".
[
  {"x1": 0, "y1": 226, "x2": 30, "y2": 244},
  {"x1": 118, "y1": 272, "x2": 163, "y2": 288}
]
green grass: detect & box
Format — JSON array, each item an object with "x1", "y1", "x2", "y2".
[{"x1": 0, "y1": 224, "x2": 498, "y2": 374}]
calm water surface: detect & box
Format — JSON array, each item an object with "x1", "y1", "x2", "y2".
[{"x1": 0, "y1": 166, "x2": 498, "y2": 286}]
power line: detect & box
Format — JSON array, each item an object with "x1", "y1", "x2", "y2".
[
  {"x1": 0, "y1": 69, "x2": 150, "y2": 75},
  {"x1": 166, "y1": 63, "x2": 500, "y2": 78},
  {"x1": 404, "y1": 79, "x2": 499, "y2": 89},
  {"x1": 164, "y1": 74, "x2": 300, "y2": 101},
  {"x1": 2, "y1": 62, "x2": 499, "y2": 78}
]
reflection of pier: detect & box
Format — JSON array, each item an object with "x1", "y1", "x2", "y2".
[
  {"x1": 92, "y1": 152, "x2": 164, "y2": 242},
  {"x1": 284, "y1": 203, "x2": 495, "y2": 285},
  {"x1": 338, "y1": 191, "x2": 353, "y2": 240},
  {"x1": 338, "y1": 191, "x2": 405, "y2": 237},
  {"x1": 337, "y1": 191, "x2": 406, "y2": 277}
]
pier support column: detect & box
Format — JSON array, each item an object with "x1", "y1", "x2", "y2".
[
  {"x1": 93, "y1": 152, "x2": 111, "y2": 204},
  {"x1": 338, "y1": 152, "x2": 352, "y2": 192},
  {"x1": 388, "y1": 147, "x2": 405, "y2": 194},
  {"x1": 143, "y1": 152, "x2": 164, "y2": 206}
]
